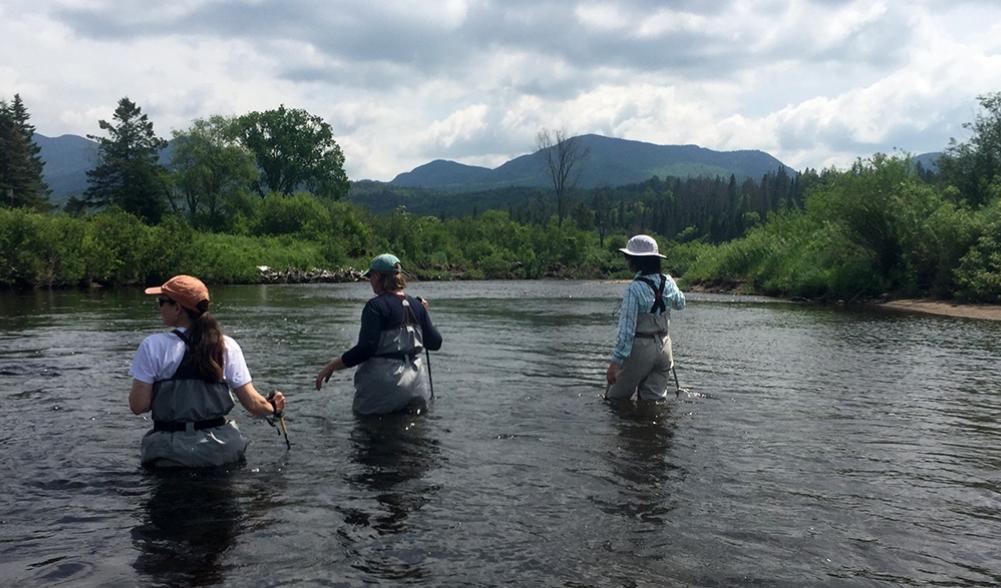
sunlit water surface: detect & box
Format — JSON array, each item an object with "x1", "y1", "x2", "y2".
[{"x1": 1, "y1": 281, "x2": 1000, "y2": 586}]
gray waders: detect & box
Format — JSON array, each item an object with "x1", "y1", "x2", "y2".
[
  {"x1": 352, "y1": 297, "x2": 430, "y2": 415},
  {"x1": 607, "y1": 275, "x2": 675, "y2": 401},
  {"x1": 141, "y1": 330, "x2": 248, "y2": 468}
]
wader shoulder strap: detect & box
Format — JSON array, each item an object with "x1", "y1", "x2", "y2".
[
  {"x1": 634, "y1": 275, "x2": 667, "y2": 314},
  {"x1": 167, "y1": 329, "x2": 212, "y2": 381}
]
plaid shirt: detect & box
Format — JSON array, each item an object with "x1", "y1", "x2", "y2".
[{"x1": 611, "y1": 272, "x2": 685, "y2": 365}]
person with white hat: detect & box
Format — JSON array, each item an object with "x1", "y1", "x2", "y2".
[
  {"x1": 129, "y1": 275, "x2": 286, "y2": 467},
  {"x1": 314, "y1": 253, "x2": 443, "y2": 415},
  {"x1": 606, "y1": 235, "x2": 685, "y2": 401}
]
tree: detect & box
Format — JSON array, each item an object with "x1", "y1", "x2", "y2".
[
  {"x1": 169, "y1": 116, "x2": 258, "y2": 229},
  {"x1": 939, "y1": 91, "x2": 1001, "y2": 207},
  {"x1": 84, "y1": 97, "x2": 169, "y2": 223},
  {"x1": 0, "y1": 94, "x2": 49, "y2": 209},
  {"x1": 536, "y1": 128, "x2": 589, "y2": 224},
  {"x1": 233, "y1": 105, "x2": 349, "y2": 199}
]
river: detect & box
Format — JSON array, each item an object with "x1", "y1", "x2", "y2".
[{"x1": 1, "y1": 280, "x2": 999, "y2": 586}]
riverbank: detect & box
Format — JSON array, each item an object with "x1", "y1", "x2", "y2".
[{"x1": 874, "y1": 299, "x2": 1001, "y2": 321}]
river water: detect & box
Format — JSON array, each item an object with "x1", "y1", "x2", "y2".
[{"x1": 1, "y1": 280, "x2": 999, "y2": 586}]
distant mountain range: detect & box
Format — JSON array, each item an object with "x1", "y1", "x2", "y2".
[
  {"x1": 32, "y1": 131, "x2": 944, "y2": 204},
  {"x1": 390, "y1": 134, "x2": 798, "y2": 191}
]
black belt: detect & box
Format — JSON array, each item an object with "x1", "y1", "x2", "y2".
[
  {"x1": 373, "y1": 351, "x2": 418, "y2": 361},
  {"x1": 634, "y1": 332, "x2": 666, "y2": 339},
  {"x1": 153, "y1": 417, "x2": 227, "y2": 432}
]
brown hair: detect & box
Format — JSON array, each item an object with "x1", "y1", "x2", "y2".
[
  {"x1": 626, "y1": 254, "x2": 662, "y2": 275},
  {"x1": 181, "y1": 302, "x2": 225, "y2": 381},
  {"x1": 376, "y1": 271, "x2": 406, "y2": 292}
]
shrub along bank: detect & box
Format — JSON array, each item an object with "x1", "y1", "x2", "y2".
[
  {"x1": 3, "y1": 157, "x2": 1001, "y2": 303},
  {"x1": 0, "y1": 204, "x2": 639, "y2": 288}
]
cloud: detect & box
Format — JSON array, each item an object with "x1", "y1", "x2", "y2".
[{"x1": 2, "y1": 0, "x2": 1001, "y2": 180}]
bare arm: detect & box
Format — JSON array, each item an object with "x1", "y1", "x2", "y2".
[
  {"x1": 233, "y1": 382, "x2": 285, "y2": 417},
  {"x1": 315, "y1": 356, "x2": 346, "y2": 391},
  {"x1": 129, "y1": 379, "x2": 153, "y2": 414}
]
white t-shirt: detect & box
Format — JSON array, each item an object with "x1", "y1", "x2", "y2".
[{"x1": 129, "y1": 329, "x2": 252, "y2": 390}]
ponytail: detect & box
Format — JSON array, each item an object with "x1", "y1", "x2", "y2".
[{"x1": 181, "y1": 304, "x2": 225, "y2": 381}]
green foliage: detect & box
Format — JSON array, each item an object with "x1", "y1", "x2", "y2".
[
  {"x1": 955, "y1": 197, "x2": 1001, "y2": 302},
  {"x1": 0, "y1": 94, "x2": 50, "y2": 210},
  {"x1": 253, "y1": 192, "x2": 333, "y2": 239},
  {"x1": 939, "y1": 92, "x2": 1001, "y2": 207},
  {"x1": 8, "y1": 93, "x2": 1001, "y2": 304},
  {"x1": 84, "y1": 97, "x2": 169, "y2": 223},
  {"x1": 234, "y1": 105, "x2": 349, "y2": 199},
  {"x1": 169, "y1": 116, "x2": 259, "y2": 231}
]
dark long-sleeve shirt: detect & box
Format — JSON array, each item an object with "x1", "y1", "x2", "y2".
[{"x1": 341, "y1": 293, "x2": 443, "y2": 367}]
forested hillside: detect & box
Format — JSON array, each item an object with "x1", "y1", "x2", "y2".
[{"x1": 3, "y1": 92, "x2": 1000, "y2": 306}]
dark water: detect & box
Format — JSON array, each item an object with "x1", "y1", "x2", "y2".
[{"x1": 2, "y1": 281, "x2": 1000, "y2": 586}]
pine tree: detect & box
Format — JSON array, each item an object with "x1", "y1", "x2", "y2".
[
  {"x1": 0, "y1": 94, "x2": 49, "y2": 209},
  {"x1": 84, "y1": 97, "x2": 168, "y2": 223}
]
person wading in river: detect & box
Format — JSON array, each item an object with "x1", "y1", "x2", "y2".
[
  {"x1": 129, "y1": 275, "x2": 286, "y2": 467},
  {"x1": 314, "y1": 253, "x2": 443, "y2": 415},
  {"x1": 605, "y1": 235, "x2": 685, "y2": 401}
]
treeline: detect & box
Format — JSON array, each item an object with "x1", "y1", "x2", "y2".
[
  {"x1": 3, "y1": 91, "x2": 1001, "y2": 304},
  {"x1": 351, "y1": 166, "x2": 813, "y2": 244},
  {"x1": 681, "y1": 92, "x2": 1001, "y2": 303}
]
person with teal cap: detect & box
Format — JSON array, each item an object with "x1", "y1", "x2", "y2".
[{"x1": 314, "y1": 254, "x2": 443, "y2": 415}]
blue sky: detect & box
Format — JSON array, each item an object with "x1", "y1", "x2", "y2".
[{"x1": 2, "y1": 0, "x2": 1000, "y2": 180}]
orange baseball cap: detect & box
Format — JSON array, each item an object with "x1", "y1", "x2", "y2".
[{"x1": 145, "y1": 275, "x2": 210, "y2": 313}]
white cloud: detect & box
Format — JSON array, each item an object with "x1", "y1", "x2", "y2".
[{"x1": 2, "y1": 0, "x2": 1001, "y2": 180}]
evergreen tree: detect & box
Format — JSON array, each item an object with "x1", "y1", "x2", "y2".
[
  {"x1": 84, "y1": 97, "x2": 169, "y2": 223},
  {"x1": 0, "y1": 94, "x2": 49, "y2": 209}
]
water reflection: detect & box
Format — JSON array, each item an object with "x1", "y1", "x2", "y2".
[
  {"x1": 339, "y1": 414, "x2": 441, "y2": 581},
  {"x1": 601, "y1": 400, "x2": 679, "y2": 524},
  {"x1": 131, "y1": 469, "x2": 241, "y2": 586}
]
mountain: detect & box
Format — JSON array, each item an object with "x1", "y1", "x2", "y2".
[
  {"x1": 913, "y1": 152, "x2": 942, "y2": 173},
  {"x1": 389, "y1": 134, "x2": 797, "y2": 191},
  {"x1": 35, "y1": 134, "x2": 100, "y2": 202},
  {"x1": 392, "y1": 159, "x2": 493, "y2": 188},
  {"x1": 35, "y1": 133, "x2": 174, "y2": 204}
]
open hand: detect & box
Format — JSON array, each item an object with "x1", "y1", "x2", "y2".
[{"x1": 315, "y1": 363, "x2": 335, "y2": 391}]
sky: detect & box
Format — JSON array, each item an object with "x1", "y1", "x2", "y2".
[{"x1": 2, "y1": 0, "x2": 1001, "y2": 182}]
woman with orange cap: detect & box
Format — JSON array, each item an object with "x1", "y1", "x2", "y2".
[
  {"x1": 315, "y1": 253, "x2": 442, "y2": 415},
  {"x1": 129, "y1": 275, "x2": 286, "y2": 467},
  {"x1": 606, "y1": 235, "x2": 685, "y2": 401}
]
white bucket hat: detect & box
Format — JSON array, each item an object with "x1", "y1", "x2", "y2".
[{"x1": 618, "y1": 234, "x2": 666, "y2": 258}]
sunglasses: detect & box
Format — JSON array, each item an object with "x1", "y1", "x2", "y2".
[{"x1": 157, "y1": 296, "x2": 176, "y2": 307}]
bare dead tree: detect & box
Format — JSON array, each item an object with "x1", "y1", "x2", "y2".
[{"x1": 536, "y1": 128, "x2": 590, "y2": 224}]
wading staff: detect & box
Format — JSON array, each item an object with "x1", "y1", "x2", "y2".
[
  {"x1": 425, "y1": 348, "x2": 435, "y2": 400},
  {"x1": 672, "y1": 366, "x2": 682, "y2": 398},
  {"x1": 416, "y1": 296, "x2": 435, "y2": 400},
  {"x1": 267, "y1": 391, "x2": 291, "y2": 449}
]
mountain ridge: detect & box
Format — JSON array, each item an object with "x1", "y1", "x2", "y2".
[
  {"x1": 390, "y1": 134, "x2": 798, "y2": 191},
  {"x1": 32, "y1": 131, "x2": 945, "y2": 203}
]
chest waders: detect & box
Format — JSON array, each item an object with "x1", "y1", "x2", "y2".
[
  {"x1": 140, "y1": 330, "x2": 248, "y2": 468},
  {"x1": 606, "y1": 275, "x2": 676, "y2": 401},
  {"x1": 352, "y1": 295, "x2": 432, "y2": 415}
]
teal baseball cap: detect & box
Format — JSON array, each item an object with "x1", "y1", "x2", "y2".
[{"x1": 361, "y1": 253, "x2": 401, "y2": 277}]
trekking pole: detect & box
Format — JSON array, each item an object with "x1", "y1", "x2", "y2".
[
  {"x1": 425, "y1": 348, "x2": 435, "y2": 400},
  {"x1": 416, "y1": 297, "x2": 435, "y2": 401},
  {"x1": 267, "y1": 392, "x2": 291, "y2": 449}
]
